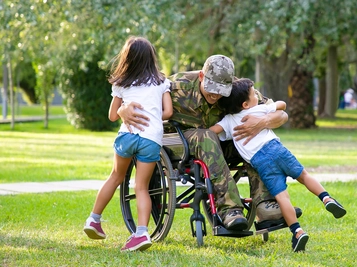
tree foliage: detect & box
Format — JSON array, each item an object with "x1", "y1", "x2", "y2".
[{"x1": 2, "y1": 0, "x2": 357, "y2": 130}]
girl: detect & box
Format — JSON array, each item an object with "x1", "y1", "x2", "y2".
[{"x1": 84, "y1": 36, "x2": 173, "y2": 252}]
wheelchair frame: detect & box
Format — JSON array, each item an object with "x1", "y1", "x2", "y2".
[{"x1": 119, "y1": 120, "x2": 287, "y2": 246}]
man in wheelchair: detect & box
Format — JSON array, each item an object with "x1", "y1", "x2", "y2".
[{"x1": 118, "y1": 54, "x2": 301, "y2": 231}]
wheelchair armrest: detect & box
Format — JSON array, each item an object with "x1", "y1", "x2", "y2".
[{"x1": 165, "y1": 120, "x2": 190, "y2": 164}]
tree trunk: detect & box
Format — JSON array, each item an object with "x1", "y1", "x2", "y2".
[
  {"x1": 318, "y1": 76, "x2": 326, "y2": 116},
  {"x1": 7, "y1": 56, "x2": 15, "y2": 130},
  {"x1": 2, "y1": 63, "x2": 8, "y2": 119},
  {"x1": 323, "y1": 45, "x2": 339, "y2": 117},
  {"x1": 289, "y1": 65, "x2": 316, "y2": 129},
  {"x1": 44, "y1": 98, "x2": 49, "y2": 129},
  {"x1": 259, "y1": 51, "x2": 293, "y2": 104}
]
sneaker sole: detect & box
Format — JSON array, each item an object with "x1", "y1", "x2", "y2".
[
  {"x1": 326, "y1": 202, "x2": 347, "y2": 219},
  {"x1": 83, "y1": 227, "x2": 106, "y2": 239},
  {"x1": 293, "y1": 234, "x2": 309, "y2": 252},
  {"x1": 121, "y1": 241, "x2": 152, "y2": 252}
]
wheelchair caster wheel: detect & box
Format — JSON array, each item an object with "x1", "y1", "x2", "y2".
[{"x1": 195, "y1": 220, "x2": 204, "y2": 246}]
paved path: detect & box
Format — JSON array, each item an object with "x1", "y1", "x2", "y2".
[{"x1": 1, "y1": 173, "x2": 356, "y2": 195}]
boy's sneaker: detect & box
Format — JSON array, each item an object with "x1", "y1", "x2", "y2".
[
  {"x1": 121, "y1": 232, "x2": 152, "y2": 252},
  {"x1": 83, "y1": 217, "x2": 106, "y2": 239},
  {"x1": 324, "y1": 198, "x2": 346, "y2": 219},
  {"x1": 292, "y1": 229, "x2": 309, "y2": 252}
]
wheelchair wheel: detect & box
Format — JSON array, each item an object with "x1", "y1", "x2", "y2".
[{"x1": 120, "y1": 148, "x2": 176, "y2": 242}]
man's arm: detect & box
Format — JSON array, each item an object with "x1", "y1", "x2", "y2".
[
  {"x1": 233, "y1": 110, "x2": 288, "y2": 145},
  {"x1": 117, "y1": 102, "x2": 150, "y2": 132}
]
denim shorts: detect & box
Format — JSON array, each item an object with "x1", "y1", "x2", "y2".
[
  {"x1": 113, "y1": 132, "x2": 160, "y2": 163},
  {"x1": 250, "y1": 139, "x2": 304, "y2": 196}
]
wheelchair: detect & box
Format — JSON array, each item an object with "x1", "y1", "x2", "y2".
[{"x1": 119, "y1": 120, "x2": 288, "y2": 246}]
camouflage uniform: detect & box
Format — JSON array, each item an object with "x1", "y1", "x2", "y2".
[{"x1": 168, "y1": 71, "x2": 275, "y2": 218}]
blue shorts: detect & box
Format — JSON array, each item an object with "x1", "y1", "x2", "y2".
[
  {"x1": 113, "y1": 132, "x2": 160, "y2": 163},
  {"x1": 250, "y1": 139, "x2": 304, "y2": 196}
]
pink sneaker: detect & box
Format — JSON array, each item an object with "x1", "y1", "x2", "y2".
[
  {"x1": 83, "y1": 217, "x2": 106, "y2": 239},
  {"x1": 121, "y1": 233, "x2": 152, "y2": 252}
]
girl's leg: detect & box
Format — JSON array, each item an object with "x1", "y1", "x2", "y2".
[
  {"x1": 92, "y1": 153, "x2": 132, "y2": 215},
  {"x1": 134, "y1": 160, "x2": 157, "y2": 227},
  {"x1": 84, "y1": 153, "x2": 132, "y2": 239},
  {"x1": 120, "y1": 160, "x2": 156, "y2": 252}
]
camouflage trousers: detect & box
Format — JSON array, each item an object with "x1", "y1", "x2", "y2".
[{"x1": 183, "y1": 129, "x2": 274, "y2": 218}]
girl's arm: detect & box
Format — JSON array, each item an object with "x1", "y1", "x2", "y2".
[
  {"x1": 162, "y1": 92, "x2": 173, "y2": 120},
  {"x1": 108, "y1": 96, "x2": 122, "y2": 122},
  {"x1": 209, "y1": 124, "x2": 224, "y2": 135}
]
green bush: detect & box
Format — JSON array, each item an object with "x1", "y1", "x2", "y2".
[{"x1": 60, "y1": 51, "x2": 118, "y2": 131}]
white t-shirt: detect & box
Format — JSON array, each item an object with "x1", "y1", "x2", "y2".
[
  {"x1": 111, "y1": 78, "x2": 171, "y2": 146},
  {"x1": 216, "y1": 103, "x2": 279, "y2": 163},
  {"x1": 344, "y1": 91, "x2": 353, "y2": 104}
]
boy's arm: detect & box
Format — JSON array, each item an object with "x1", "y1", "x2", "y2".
[
  {"x1": 209, "y1": 124, "x2": 224, "y2": 134},
  {"x1": 275, "y1": 100, "x2": 286, "y2": 111},
  {"x1": 162, "y1": 92, "x2": 173, "y2": 120}
]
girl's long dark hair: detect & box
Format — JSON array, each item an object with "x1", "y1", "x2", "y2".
[
  {"x1": 218, "y1": 78, "x2": 254, "y2": 116},
  {"x1": 108, "y1": 36, "x2": 165, "y2": 87}
]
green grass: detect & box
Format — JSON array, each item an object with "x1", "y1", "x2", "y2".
[
  {"x1": 2, "y1": 104, "x2": 66, "y2": 117},
  {"x1": 1, "y1": 182, "x2": 356, "y2": 267},
  {"x1": 1, "y1": 108, "x2": 356, "y2": 183}
]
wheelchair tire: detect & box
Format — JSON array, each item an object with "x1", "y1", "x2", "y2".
[
  {"x1": 120, "y1": 148, "x2": 176, "y2": 242},
  {"x1": 195, "y1": 220, "x2": 204, "y2": 247}
]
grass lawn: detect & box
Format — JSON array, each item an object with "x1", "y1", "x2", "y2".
[
  {"x1": 1, "y1": 182, "x2": 356, "y2": 267},
  {"x1": 0, "y1": 106, "x2": 357, "y2": 266}
]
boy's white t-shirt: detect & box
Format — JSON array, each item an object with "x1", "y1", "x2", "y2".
[
  {"x1": 111, "y1": 78, "x2": 171, "y2": 146},
  {"x1": 216, "y1": 103, "x2": 279, "y2": 163}
]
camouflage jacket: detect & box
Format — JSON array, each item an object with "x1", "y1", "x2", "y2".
[{"x1": 168, "y1": 71, "x2": 271, "y2": 129}]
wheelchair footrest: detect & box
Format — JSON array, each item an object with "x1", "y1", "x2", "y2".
[
  {"x1": 255, "y1": 222, "x2": 288, "y2": 235},
  {"x1": 212, "y1": 225, "x2": 254, "y2": 238}
]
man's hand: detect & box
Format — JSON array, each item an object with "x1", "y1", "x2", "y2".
[
  {"x1": 233, "y1": 110, "x2": 288, "y2": 145},
  {"x1": 233, "y1": 115, "x2": 265, "y2": 145},
  {"x1": 117, "y1": 102, "x2": 150, "y2": 132}
]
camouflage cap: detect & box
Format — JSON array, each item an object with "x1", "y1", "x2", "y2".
[{"x1": 202, "y1": 55, "x2": 234, "y2": 97}]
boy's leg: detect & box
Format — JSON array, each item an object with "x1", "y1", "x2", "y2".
[
  {"x1": 275, "y1": 190, "x2": 309, "y2": 252},
  {"x1": 297, "y1": 169, "x2": 346, "y2": 218},
  {"x1": 275, "y1": 190, "x2": 297, "y2": 226},
  {"x1": 221, "y1": 140, "x2": 302, "y2": 228}
]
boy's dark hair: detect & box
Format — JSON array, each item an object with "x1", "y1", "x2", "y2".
[
  {"x1": 218, "y1": 78, "x2": 254, "y2": 115},
  {"x1": 108, "y1": 36, "x2": 165, "y2": 87}
]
